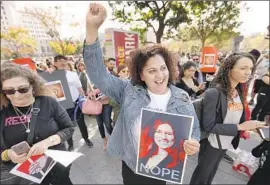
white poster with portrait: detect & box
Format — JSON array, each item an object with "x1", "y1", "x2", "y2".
[
  {"x1": 136, "y1": 108, "x2": 194, "y2": 184},
  {"x1": 203, "y1": 54, "x2": 216, "y2": 67}
]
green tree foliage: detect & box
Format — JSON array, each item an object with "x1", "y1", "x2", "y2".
[
  {"x1": 186, "y1": 0, "x2": 243, "y2": 48},
  {"x1": 109, "y1": 1, "x2": 189, "y2": 43}
]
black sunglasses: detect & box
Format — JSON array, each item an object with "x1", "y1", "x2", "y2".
[{"x1": 2, "y1": 86, "x2": 31, "y2": 95}]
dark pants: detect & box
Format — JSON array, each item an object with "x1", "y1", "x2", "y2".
[
  {"x1": 39, "y1": 163, "x2": 72, "y2": 185},
  {"x1": 247, "y1": 164, "x2": 270, "y2": 185},
  {"x1": 251, "y1": 91, "x2": 270, "y2": 121},
  {"x1": 190, "y1": 139, "x2": 226, "y2": 184},
  {"x1": 66, "y1": 106, "x2": 89, "y2": 146},
  {"x1": 96, "y1": 104, "x2": 113, "y2": 138},
  {"x1": 258, "y1": 100, "x2": 270, "y2": 121},
  {"x1": 122, "y1": 161, "x2": 165, "y2": 185}
]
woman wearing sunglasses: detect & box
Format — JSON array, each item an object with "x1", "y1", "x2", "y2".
[{"x1": 0, "y1": 62, "x2": 74, "y2": 185}]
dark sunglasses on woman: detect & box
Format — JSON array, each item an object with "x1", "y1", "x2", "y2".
[{"x1": 2, "y1": 86, "x2": 30, "y2": 95}]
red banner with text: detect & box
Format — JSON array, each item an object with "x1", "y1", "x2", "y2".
[{"x1": 113, "y1": 31, "x2": 139, "y2": 67}]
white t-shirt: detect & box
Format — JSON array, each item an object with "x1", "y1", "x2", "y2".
[
  {"x1": 131, "y1": 89, "x2": 172, "y2": 153},
  {"x1": 208, "y1": 95, "x2": 243, "y2": 149},
  {"x1": 65, "y1": 70, "x2": 82, "y2": 102}
]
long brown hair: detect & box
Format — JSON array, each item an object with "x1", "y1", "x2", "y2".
[
  {"x1": 211, "y1": 52, "x2": 256, "y2": 100},
  {"x1": 0, "y1": 62, "x2": 54, "y2": 109}
]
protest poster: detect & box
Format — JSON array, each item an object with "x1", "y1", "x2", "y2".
[
  {"x1": 200, "y1": 47, "x2": 218, "y2": 73},
  {"x1": 45, "y1": 80, "x2": 66, "y2": 102},
  {"x1": 104, "y1": 28, "x2": 139, "y2": 67},
  {"x1": 39, "y1": 70, "x2": 74, "y2": 109},
  {"x1": 10, "y1": 155, "x2": 56, "y2": 184},
  {"x1": 13, "y1": 58, "x2": 37, "y2": 71},
  {"x1": 136, "y1": 108, "x2": 194, "y2": 184}
]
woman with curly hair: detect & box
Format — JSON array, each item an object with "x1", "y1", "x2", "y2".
[
  {"x1": 83, "y1": 3, "x2": 200, "y2": 184},
  {"x1": 190, "y1": 53, "x2": 268, "y2": 184},
  {"x1": 0, "y1": 62, "x2": 74, "y2": 185}
]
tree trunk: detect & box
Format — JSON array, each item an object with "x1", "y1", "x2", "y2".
[
  {"x1": 201, "y1": 39, "x2": 206, "y2": 50},
  {"x1": 156, "y1": 33, "x2": 162, "y2": 43}
]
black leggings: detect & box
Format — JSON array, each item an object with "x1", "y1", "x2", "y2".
[
  {"x1": 96, "y1": 104, "x2": 113, "y2": 138},
  {"x1": 66, "y1": 106, "x2": 89, "y2": 146},
  {"x1": 122, "y1": 161, "x2": 165, "y2": 185},
  {"x1": 190, "y1": 139, "x2": 226, "y2": 184}
]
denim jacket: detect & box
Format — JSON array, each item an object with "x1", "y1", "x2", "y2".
[{"x1": 83, "y1": 40, "x2": 200, "y2": 172}]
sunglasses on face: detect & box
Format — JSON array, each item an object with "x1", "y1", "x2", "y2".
[{"x1": 2, "y1": 86, "x2": 31, "y2": 95}]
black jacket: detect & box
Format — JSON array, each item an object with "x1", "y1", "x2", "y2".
[
  {"x1": 201, "y1": 85, "x2": 246, "y2": 149},
  {"x1": 0, "y1": 96, "x2": 74, "y2": 165}
]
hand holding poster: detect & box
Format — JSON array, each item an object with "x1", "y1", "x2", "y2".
[
  {"x1": 10, "y1": 154, "x2": 56, "y2": 184},
  {"x1": 136, "y1": 108, "x2": 194, "y2": 184}
]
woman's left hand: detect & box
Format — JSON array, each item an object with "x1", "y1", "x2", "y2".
[
  {"x1": 183, "y1": 139, "x2": 200, "y2": 155},
  {"x1": 27, "y1": 139, "x2": 50, "y2": 158}
]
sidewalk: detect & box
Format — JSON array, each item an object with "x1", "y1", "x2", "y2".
[{"x1": 69, "y1": 116, "x2": 255, "y2": 184}]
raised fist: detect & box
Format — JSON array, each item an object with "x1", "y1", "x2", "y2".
[{"x1": 86, "y1": 3, "x2": 107, "y2": 32}]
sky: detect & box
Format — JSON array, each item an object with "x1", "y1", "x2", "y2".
[{"x1": 14, "y1": 1, "x2": 269, "y2": 39}]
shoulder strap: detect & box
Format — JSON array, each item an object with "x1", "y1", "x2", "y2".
[
  {"x1": 0, "y1": 110, "x2": 7, "y2": 150},
  {"x1": 27, "y1": 98, "x2": 41, "y2": 146},
  {"x1": 214, "y1": 88, "x2": 223, "y2": 151}
]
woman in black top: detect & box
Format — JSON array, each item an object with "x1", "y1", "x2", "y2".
[
  {"x1": 247, "y1": 140, "x2": 270, "y2": 185},
  {"x1": 0, "y1": 62, "x2": 74, "y2": 185},
  {"x1": 251, "y1": 72, "x2": 270, "y2": 121},
  {"x1": 175, "y1": 61, "x2": 205, "y2": 99}
]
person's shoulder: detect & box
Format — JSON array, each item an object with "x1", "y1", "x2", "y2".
[
  {"x1": 35, "y1": 96, "x2": 58, "y2": 105},
  {"x1": 170, "y1": 85, "x2": 190, "y2": 102},
  {"x1": 205, "y1": 87, "x2": 220, "y2": 97}
]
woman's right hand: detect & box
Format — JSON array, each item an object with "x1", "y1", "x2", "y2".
[
  {"x1": 237, "y1": 120, "x2": 268, "y2": 131},
  {"x1": 7, "y1": 149, "x2": 28, "y2": 164},
  {"x1": 86, "y1": 3, "x2": 107, "y2": 44}
]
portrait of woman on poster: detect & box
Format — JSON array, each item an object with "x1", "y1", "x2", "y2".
[{"x1": 139, "y1": 119, "x2": 185, "y2": 170}]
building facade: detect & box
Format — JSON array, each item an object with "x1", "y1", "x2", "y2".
[{"x1": 1, "y1": 1, "x2": 55, "y2": 58}]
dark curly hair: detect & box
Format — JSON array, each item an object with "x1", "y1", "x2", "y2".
[
  {"x1": 128, "y1": 45, "x2": 177, "y2": 86},
  {"x1": 179, "y1": 61, "x2": 197, "y2": 79},
  {"x1": 211, "y1": 52, "x2": 256, "y2": 100}
]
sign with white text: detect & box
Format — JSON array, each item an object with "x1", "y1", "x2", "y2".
[
  {"x1": 136, "y1": 108, "x2": 194, "y2": 184},
  {"x1": 105, "y1": 28, "x2": 139, "y2": 67}
]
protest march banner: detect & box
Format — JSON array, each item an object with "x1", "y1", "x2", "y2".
[
  {"x1": 38, "y1": 70, "x2": 74, "y2": 110},
  {"x1": 10, "y1": 155, "x2": 56, "y2": 184},
  {"x1": 136, "y1": 108, "x2": 194, "y2": 184},
  {"x1": 13, "y1": 58, "x2": 37, "y2": 71},
  {"x1": 104, "y1": 28, "x2": 139, "y2": 67}
]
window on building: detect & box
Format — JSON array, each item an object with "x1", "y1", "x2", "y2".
[
  {"x1": 41, "y1": 46, "x2": 45, "y2": 53},
  {"x1": 1, "y1": 6, "x2": 4, "y2": 10},
  {"x1": 5, "y1": 16, "x2": 7, "y2": 20},
  {"x1": 47, "y1": 46, "x2": 50, "y2": 52}
]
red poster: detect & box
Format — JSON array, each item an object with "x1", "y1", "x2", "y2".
[
  {"x1": 113, "y1": 31, "x2": 139, "y2": 67},
  {"x1": 13, "y1": 58, "x2": 37, "y2": 71},
  {"x1": 200, "y1": 47, "x2": 218, "y2": 73},
  {"x1": 10, "y1": 154, "x2": 56, "y2": 184}
]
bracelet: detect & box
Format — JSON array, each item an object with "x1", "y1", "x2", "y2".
[{"x1": 1, "y1": 150, "x2": 10, "y2": 161}]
